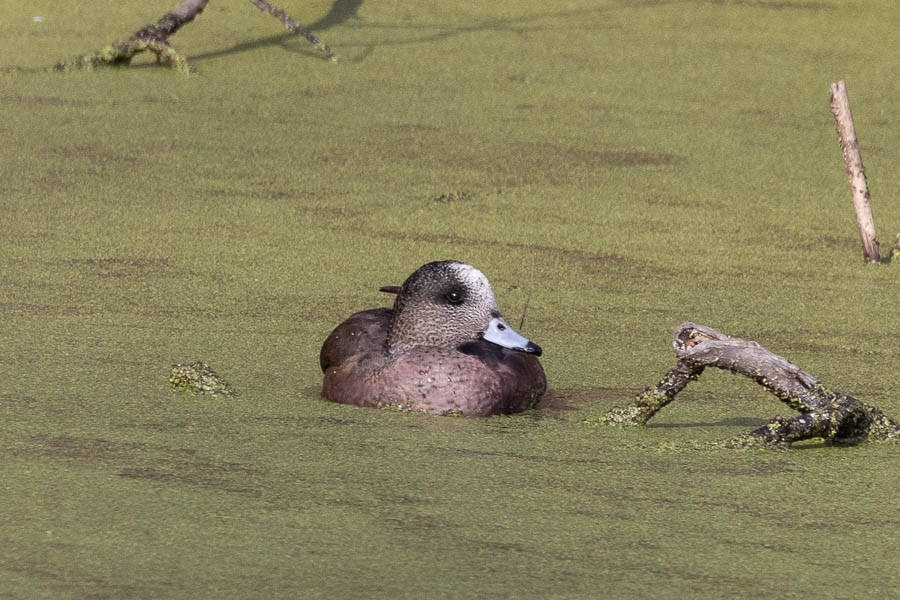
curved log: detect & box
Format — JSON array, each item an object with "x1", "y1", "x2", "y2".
[{"x1": 604, "y1": 323, "x2": 899, "y2": 447}]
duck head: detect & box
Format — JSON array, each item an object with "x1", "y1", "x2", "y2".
[{"x1": 383, "y1": 261, "x2": 542, "y2": 358}]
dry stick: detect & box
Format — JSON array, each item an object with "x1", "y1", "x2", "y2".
[
  {"x1": 830, "y1": 80, "x2": 881, "y2": 263},
  {"x1": 604, "y1": 322, "x2": 899, "y2": 446}
]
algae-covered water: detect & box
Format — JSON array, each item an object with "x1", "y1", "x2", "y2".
[{"x1": 2, "y1": 1, "x2": 899, "y2": 597}]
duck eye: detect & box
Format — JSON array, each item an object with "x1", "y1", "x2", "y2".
[{"x1": 445, "y1": 289, "x2": 464, "y2": 305}]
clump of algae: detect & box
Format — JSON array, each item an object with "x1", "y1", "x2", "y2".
[{"x1": 169, "y1": 362, "x2": 233, "y2": 396}]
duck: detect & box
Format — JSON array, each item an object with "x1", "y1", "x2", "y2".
[{"x1": 319, "y1": 261, "x2": 546, "y2": 416}]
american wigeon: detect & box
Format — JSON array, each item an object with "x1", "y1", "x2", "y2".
[{"x1": 320, "y1": 261, "x2": 546, "y2": 416}]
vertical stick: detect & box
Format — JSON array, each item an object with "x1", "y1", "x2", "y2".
[{"x1": 830, "y1": 80, "x2": 881, "y2": 263}]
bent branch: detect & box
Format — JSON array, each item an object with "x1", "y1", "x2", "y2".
[
  {"x1": 57, "y1": 0, "x2": 333, "y2": 73},
  {"x1": 604, "y1": 322, "x2": 899, "y2": 447}
]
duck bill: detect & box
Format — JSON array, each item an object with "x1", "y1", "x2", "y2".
[{"x1": 479, "y1": 317, "x2": 542, "y2": 356}]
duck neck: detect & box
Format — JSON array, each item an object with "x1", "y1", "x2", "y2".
[{"x1": 384, "y1": 311, "x2": 418, "y2": 357}]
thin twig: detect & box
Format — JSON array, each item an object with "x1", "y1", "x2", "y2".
[
  {"x1": 247, "y1": 0, "x2": 336, "y2": 60},
  {"x1": 519, "y1": 253, "x2": 535, "y2": 330}
]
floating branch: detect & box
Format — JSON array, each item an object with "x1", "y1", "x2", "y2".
[
  {"x1": 604, "y1": 322, "x2": 899, "y2": 448},
  {"x1": 829, "y1": 80, "x2": 880, "y2": 263},
  {"x1": 56, "y1": 0, "x2": 333, "y2": 73}
]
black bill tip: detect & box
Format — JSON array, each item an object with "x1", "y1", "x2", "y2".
[{"x1": 523, "y1": 341, "x2": 542, "y2": 357}]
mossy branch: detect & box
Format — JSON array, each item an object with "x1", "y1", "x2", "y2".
[
  {"x1": 604, "y1": 322, "x2": 899, "y2": 448},
  {"x1": 56, "y1": 0, "x2": 333, "y2": 73},
  {"x1": 56, "y1": 38, "x2": 192, "y2": 73}
]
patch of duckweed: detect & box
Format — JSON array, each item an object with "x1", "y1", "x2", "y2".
[{"x1": 169, "y1": 362, "x2": 233, "y2": 397}]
